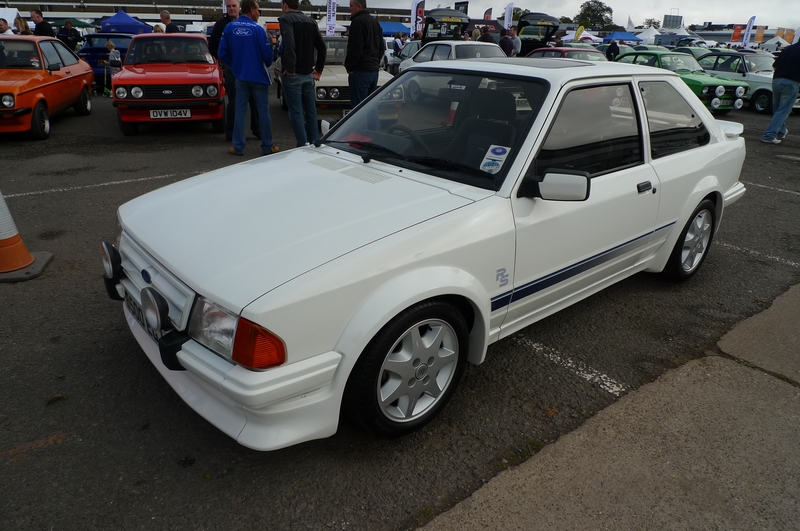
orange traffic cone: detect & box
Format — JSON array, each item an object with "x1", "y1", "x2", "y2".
[{"x1": 0, "y1": 190, "x2": 52, "y2": 282}]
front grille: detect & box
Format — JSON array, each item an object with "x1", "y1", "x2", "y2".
[
  {"x1": 119, "y1": 232, "x2": 195, "y2": 331},
  {"x1": 142, "y1": 85, "x2": 195, "y2": 99},
  {"x1": 319, "y1": 87, "x2": 350, "y2": 102}
]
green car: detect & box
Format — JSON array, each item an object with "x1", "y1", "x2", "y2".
[{"x1": 616, "y1": 51, "x2": 748, "y2": 113}]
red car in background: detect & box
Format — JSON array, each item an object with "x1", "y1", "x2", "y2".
[
  {"x1": 112, "y1": 33, "x2": 225, "y2": 136},
  {"x1": 0, "y1": 35, "x2": 94, "y2": 140},
  {"x1": 526, "y1": 47, "x2": 608, "y2": 61}
]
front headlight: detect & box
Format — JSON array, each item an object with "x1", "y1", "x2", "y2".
[
  {"x1": 316, "y1": 87, "x2": 327, "y2": 99},
  {"x1": 131, "y1": 86, "x2": 143, "y2": 98},
  {"x1": 115, "y1": 87, "x2": 128, "y2": 98},
  {"x1": 187, "y1": 296, "x2": 287, "y2": 369},
  {"x1": 701, "y1": 86, "x2": 709, "y2": 95},
  {"x1": 392, "y1": 87, "x2": 403, "y2": 99},
  {"x1": 187, "y1": 296, "x2": 239, "y2": 360},
  {"x1": 207, "y1": 85, "x2": 218, "y2": 97},
  {"x1": 735, "y1": 86, "x2": 746, "y2": 97},
  {"x1": 329, "y1": 87, "x2": 340, "y2": 99},
  {"x1": 192, "y1": 85, "x2": 204, "y2": 97},
  {"x1": 1, "y1": 94, "x2": 14, "y2": 108}
]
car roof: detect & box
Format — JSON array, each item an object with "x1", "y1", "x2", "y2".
[
  {"x1": 409, "y1": 56, "x2": 679, "y2": 82},
  {"x1": 422, "y1": 40, "x2": 501, "y2": 47},
  {"x1": 131, "y1": 33, "x2": 207, "y2": 40}
]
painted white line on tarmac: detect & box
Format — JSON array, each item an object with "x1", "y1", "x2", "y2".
[
  {"x1": 715, "y1": 242, "x2": 800, "y2": 268},
  {"x1": 741, "y1": 181, "x2": 800, "y2": 197},
  {"x1": 2, "y1": 172, "x2": 205, "y2": 199},
  {"x1": 511, "y1": 335, "x2": 628, "y2": 397}
]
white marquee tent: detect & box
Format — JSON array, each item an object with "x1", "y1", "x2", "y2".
[
  {"x1": 562, "y1": 30, "x2": 602, "y2": 43},
  {"x1": 634, "y1": 26, "x2": 661, "y2": 45}
]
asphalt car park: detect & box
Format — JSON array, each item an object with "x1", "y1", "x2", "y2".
[{"x1": 1, "y1": 86, "x2": 799, "y2": 530}]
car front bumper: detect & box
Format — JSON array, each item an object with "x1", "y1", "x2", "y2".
[
  {"x1": 123, "y1": 304, "x2": 343, "y2": 451},
  {"x1": 115, "y1": 99, "x2": 225, "y2": 123},
  {"x1": 0, "y1": 107, "x2": 33, "y2": 133}
]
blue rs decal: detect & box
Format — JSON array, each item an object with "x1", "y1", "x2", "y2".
[{"x1": 490, "y1": 222, "x2": 675, "y2": 312}]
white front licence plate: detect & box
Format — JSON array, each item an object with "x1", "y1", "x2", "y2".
[{"x1": 150, "y1": 109, "x2": 191, "y2": 119}]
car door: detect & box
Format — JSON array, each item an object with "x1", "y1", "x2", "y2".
[
  {"x1": 52, "y1": 39, "x2": 85, "y2": 101},
  {"x1": 37, "y1": 40, "x2": 77, "y2": 113},
  {"x1": 503, "y1": 81, "x2": 660, "y2": 333}
]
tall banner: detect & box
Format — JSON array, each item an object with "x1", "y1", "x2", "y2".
[
  {"x1": 793, "y1": 27, "x2": 800, "y2": 44},
  {"x1": 483, "y1": 8, "x2": 492, "y2": 20},
  {"x1": 326, "y1": 0, "x2": 337, "y2": 36},
  {"x1": 755, "y1": 25, "x2": 767, "y2": 43},
  {"x1": 741, "y1": 15, "x2": 756, "y2": 48},
  {"x1": 504, "y1": 3, "x2": 514, "y2": 29},
  {"x1": 731, "y1": 24, "x2": 745, "y2": 42},
  {"x1": 411, "y1": 0, "x2": 426, "y2": 34},
  {"x1": 626, "y1": 15, "x2": 634, "y2": 32},
  {"x1": 574, "y1": 25, "x2": 584, "y2": 41}
]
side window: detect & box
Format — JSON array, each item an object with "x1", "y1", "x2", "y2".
[
  {"x1": 39, "y1": 41, "x2": 63, "y2": 69},
  {"x1": 639, "y1": 81, "x2": 710, "y2": 159},
  {"x1": 532, "y1": 84, "x2": 643, "y2": 178},
  {"x1": 432, "y1": 45, "x2": 451, "y2": 61},
  {"x1": 52, "y1": 40, "x2": 79, "y2": 67},
  {"x1": 616, "y1": 54, "x2": 635, "y2": 64},
  {"x1": 697, "y1": 55, "x2": 717, "y2": 70},
  {"x1": 414, "y1": 45, "x2": 434, "y2": 63}
]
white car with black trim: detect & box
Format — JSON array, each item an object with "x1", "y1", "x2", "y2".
[{"x1": 101, "y1": 57, "x2": 746, "y2": 451}]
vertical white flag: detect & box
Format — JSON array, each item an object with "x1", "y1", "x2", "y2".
[
  {"x1": 626, "y1": 15, "x2": 634, "y2": 32},
  {"x1": 504, "y1": 3, "x2": 514, "y2": 30},
  {"x1": 326, "y1": 0, "x2": 338, "y2": 36},
  {"x1": 742, "y1": 15, "x2": 756, "y2": 48},
  {"x1": 793, "y1": 26, "x2": 800, "y2": 44}
]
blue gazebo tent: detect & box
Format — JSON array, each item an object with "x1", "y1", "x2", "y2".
[
  {"x1": 603, "y1": 31, "x2": 642, "y2": 43},
  {"x1": 100, "y1": 10, "x2": 153, "y2": 34},
  {"x1": 379, "y1": 21, "x2": 411, "y2": 37}
]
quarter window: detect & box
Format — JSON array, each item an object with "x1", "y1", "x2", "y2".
[
  {"x1": 639, "y1": 81, "x2": 710, "y2": 159},
  {"x1": 52, "y1": 40, "x2": 80, "y2": 67},
  {"x1": 39, "y1": 41, "x2": 63, "y2": 69},
  {"x1": 532, "y1": 84, "x2": 643, "y2": 178}
]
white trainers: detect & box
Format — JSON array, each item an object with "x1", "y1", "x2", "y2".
[
  {"x1": 777, "y1": 129, "x2": 788, "y2": 140},
  {"x1": 761, "y1": 138, "x2": 781, "y2": 144}
]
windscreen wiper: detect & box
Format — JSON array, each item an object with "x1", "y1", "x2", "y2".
[
  {"x1": 314, "y1": 139, "x2": 406, "y2": 162},
  {"x1": 404, "y1": 156, "x2": 492, "y2": 178}
]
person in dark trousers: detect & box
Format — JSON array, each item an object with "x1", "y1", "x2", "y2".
[
  {"x1": 209, "y1": 0, "x2": 261, "y2": 142},
  {"x1": 219, "y1": 0, "x2": 279, "y2": 156},
  {"x1": 605, "y1": 39, "x2": 620, "y2": 61},
  {"x1": 761, "y1": 42, "x2": 800, "y2": 144},
  {"x1": 30, "y1": 10, "x2": 55, "y2": 37},
  {"x1": 279, "y1": 0, "x2": 326, "y2": 147},
  {"x1": 57, "y1": 20, "x2": 83, "y2": 51},
  {"x1": 160, "y1": 10, "x2": 181, "y2": 33},
  {"x1": 499, "y1": 28, "x2": 513, "y2": 56},
  {"x1": 344, "y1": 0, "x2": 385, "y2": 108}
]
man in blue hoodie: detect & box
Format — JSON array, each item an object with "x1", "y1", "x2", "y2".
[{"x1": 219, "y1": 0, "x2": 279, "y2": 156}]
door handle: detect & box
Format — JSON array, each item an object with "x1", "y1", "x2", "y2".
[{"x1": 637, "y1": 181, "x2": 652, "y2": 193}]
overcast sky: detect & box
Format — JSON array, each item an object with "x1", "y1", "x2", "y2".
[{"x1": 356, "y1": 0, "x2": 799, "y2": 31}]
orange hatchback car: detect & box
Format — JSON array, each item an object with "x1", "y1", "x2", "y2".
[{"x1": 0, "y1": 35, "x2": 94, "y2": 140}]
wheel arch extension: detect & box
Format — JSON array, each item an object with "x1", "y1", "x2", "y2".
[{"x1": 333, "y1": 267, "x2": 491, "y2": 368}]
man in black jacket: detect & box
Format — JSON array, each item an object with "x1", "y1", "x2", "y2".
[
  {"x1": 345, "y1": 0, "x2": 385, "y2": 108},
  {"x1": 30, "y1": 10, "x2": 55, "y2": 37},
  {"x1": 605, "y1": 39, "x2": 620, "y2": 61},
  {"x1": 57, "y1": 20, "x2": 83, "y2": 51},
  {"x1": 280, "y1": 0, "x2": 326, "y2": 147},
  {"x1": 208, "y1": 0, "x2": 260, "y2": 142}
]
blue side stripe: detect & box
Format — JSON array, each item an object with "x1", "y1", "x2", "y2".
[{"x1": 490, "y1": 222, "x2": 675, "y2": 312}]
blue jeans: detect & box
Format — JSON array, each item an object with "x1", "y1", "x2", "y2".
[
  {"x1": 233, "y1": 80, "x2": 274, "y2": 154},
  {"x1": 348, "y1": 69, "x2": 378, "y2": 109},
  {"x1": 283, "y1": 73, "x2": 318, "y2": 147},
  {"x1": 762, "y1": 77, "x2": 799, "y2": 141},
  {"x1": 223, "y1": 66, "x2": 259, "y2": 139}
]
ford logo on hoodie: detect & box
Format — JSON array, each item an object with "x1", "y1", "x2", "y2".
[{"x1": 233, "y1": 27, "x2": 253, "y2": 36}]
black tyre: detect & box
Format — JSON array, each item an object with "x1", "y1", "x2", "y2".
[
  {"x1": 662, "y1": 199, "x2": 716, "y2": 281},
  {"x1": 73, "y1": 88, "x2": 92, "y2": 116},
  {"x1": 29, "y1": 102, "x2": 50, "y2": 140},
  {"x1": 118, "y1": 114, "x2": 138, "y2": 136},
  {"x1": 751, "y1": 91, "x2": 772, "y2": 114},
  {"x1": 278, "y1": 82, "x2": 288, "y2": 111},
  {"x1": 343, "y1": 300, "x2": 469, "y2": 437},
  {"x1": 408, "y1": 81, "x2": 424, "y2": 104},
  {"x1": 211, "y1": 111, "x2": 226, "y2": 133}
]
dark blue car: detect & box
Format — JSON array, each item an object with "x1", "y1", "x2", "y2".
[{"x1": 77, "y1": 33, "x2": 134, "y2": 91}]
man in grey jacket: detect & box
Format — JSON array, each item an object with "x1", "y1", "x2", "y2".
[{"x1": 280, "y1": 0, "x2": 326, "y2": 147}]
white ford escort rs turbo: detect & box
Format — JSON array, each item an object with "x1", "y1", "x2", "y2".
[{"x1": 101, "y1": 58, "x2": 746, "y2": 451}]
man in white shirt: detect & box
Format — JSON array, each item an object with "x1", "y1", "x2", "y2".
[{"x1": 0, "y1": 18, "x2": 14, "y2": 34}]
